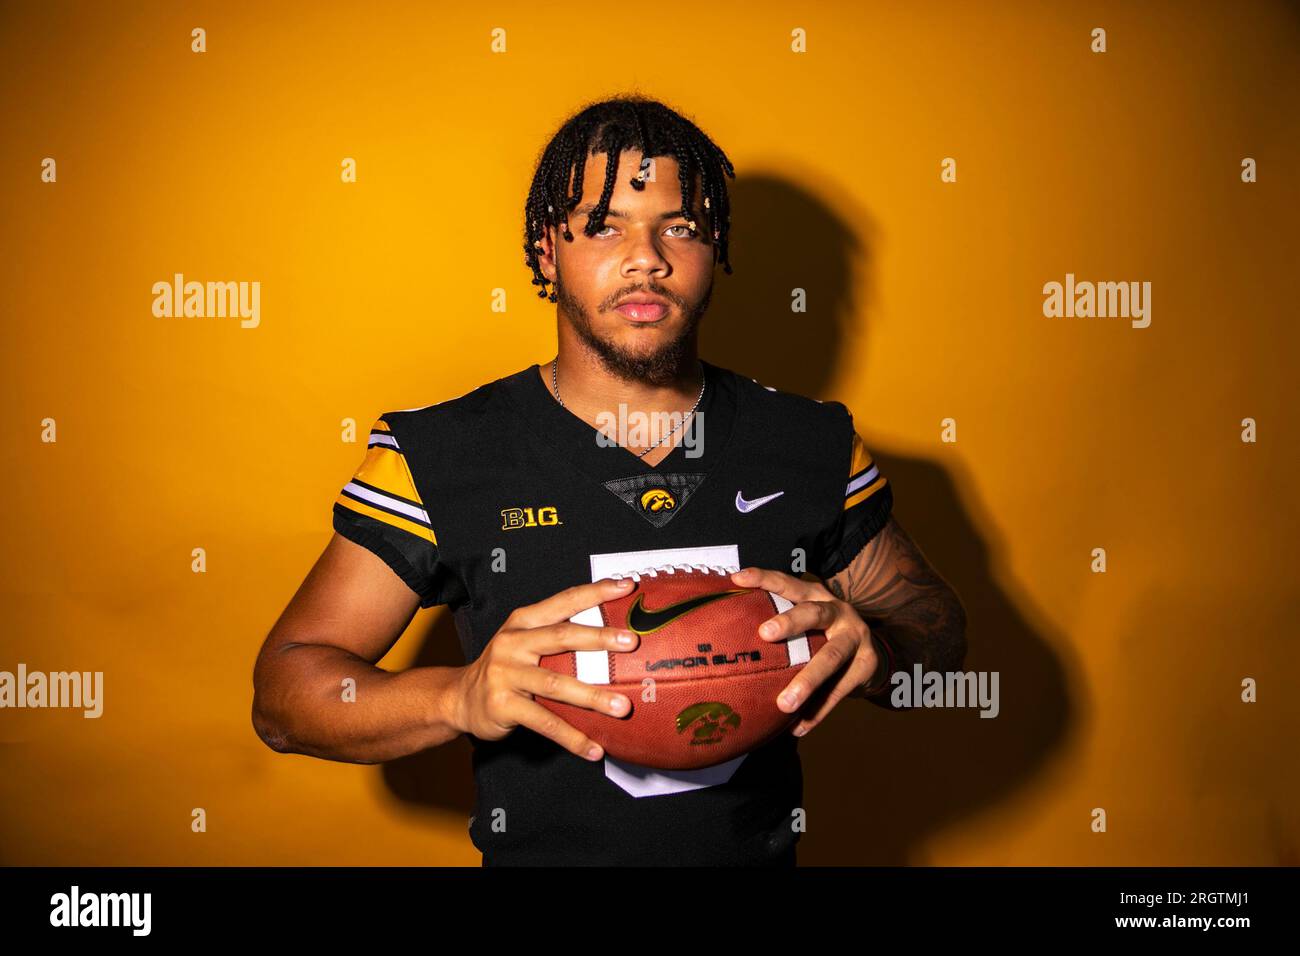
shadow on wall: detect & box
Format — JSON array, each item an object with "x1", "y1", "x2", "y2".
[{"x1": 381, "y1": 171, "x2": 1080, "y2": 865}]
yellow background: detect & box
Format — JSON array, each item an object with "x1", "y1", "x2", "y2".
[{"x1": 1, "y1": 0, "x2": 1296, "y2": 865}]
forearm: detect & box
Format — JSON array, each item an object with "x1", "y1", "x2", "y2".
[
  {"x1": 852, "y1": 587, "x2": 968, "y2": 710},
  {"x1": 252, "y1": 644, "x2": 466, "y2": 763}
]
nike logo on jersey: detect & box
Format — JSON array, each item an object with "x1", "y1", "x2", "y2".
[
  {"x1": 626, "y1": 589, "x2": 750, "y2": 635},
  {"x1": 735, "y1": 489, "x2": 785, "y2": 513}
]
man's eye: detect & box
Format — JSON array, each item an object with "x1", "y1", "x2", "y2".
[{"x1": 590, "y1": 224, "x2": 694, "y2": 239}]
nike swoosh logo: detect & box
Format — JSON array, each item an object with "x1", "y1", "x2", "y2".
[
  {"x1": 735, "y1": 490, "x2": 785, "y2": 513},
  {"x1": 626, "y1": 589, "x2": 750, "y2": 635}
]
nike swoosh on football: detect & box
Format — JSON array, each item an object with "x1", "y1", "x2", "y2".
[
  {"x1": 626, "y1": 589, "x2": 750, "y2": 635},
  {"x1": 735, "y1": 490, "x2": 785, "y2": 513}
]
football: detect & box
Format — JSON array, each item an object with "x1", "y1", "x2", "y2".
[{"x1": 538, "y1": 564, "x2": 828, "y2": 770}]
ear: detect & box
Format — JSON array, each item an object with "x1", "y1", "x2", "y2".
[{"x1": 534, "y1": 222, "x2": 561, "y2": 284}]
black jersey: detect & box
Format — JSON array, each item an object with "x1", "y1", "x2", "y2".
[{"x1": 332, "y1": 360, "x2": 893, "y2": 866}]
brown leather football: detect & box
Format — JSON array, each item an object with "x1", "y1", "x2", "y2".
[{"x1": 538, "y1": 564, "x2": 828, "y2": 770}]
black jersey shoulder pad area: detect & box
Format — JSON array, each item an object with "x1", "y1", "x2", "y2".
[
  {"x1": 331, "y1": 380, "x2": 503, "y2": 608},
  {"x1": 734, "y1": 373, "x2": 893, "y2": 580}
]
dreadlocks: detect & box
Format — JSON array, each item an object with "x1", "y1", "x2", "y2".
[{"x1": 522, "y1": 95, "x2": 736, "y2": 303}]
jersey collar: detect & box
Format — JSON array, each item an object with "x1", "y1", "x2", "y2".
[{"x1": 501, "y1": 358, "x2": 740, "y2": 485}]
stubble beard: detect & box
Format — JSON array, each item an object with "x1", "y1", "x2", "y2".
[{"x1": 555, "y1": 266, "x2": 711, "y2": 389}]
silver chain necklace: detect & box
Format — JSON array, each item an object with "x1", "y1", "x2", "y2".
[{"x1": 551, "y1": 357, "x2": 705, "y2": 459}]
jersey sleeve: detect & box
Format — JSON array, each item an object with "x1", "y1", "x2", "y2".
[
  {"x1": 814, "y1": 411, "x2": 894, "y2": 581},
  {"x1": 332, "y1": 415, "x2": 446, "y2": 608}
]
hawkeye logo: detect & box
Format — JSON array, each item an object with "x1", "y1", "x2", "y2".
[
  {"x1": 627, "y1": 589, "x2": 749, "y2": 636},
  {"x1": 501, "y1": 506, "x2": 562, "y2": 530},
  {"x1": 676, "y1": 701, "x2": 741, "y2": 748},
  {"x1": 638, "y1": 487, "x2": 676, "y2": 513}
]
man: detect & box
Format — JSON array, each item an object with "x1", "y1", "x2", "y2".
[{"x1": 252, "y1": 96, "x2": 967, "y2": 866}]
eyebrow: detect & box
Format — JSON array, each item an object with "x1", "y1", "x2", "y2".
[{"x1": 571, "y1": 202, "x2": 695, "y2": 221}]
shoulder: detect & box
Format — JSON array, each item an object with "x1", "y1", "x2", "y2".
[
  {"x1": 719, "y1": 363, "x2": 854, "y2": 434},
  {"x1": 378, "y1": 374, "x2": 504, "y2": 425},
  {"x1": 373, "y1": 368, "x2": 522, "y2": 446},
  {"x1": 338, "y1": 372, "x2": 522, "y2": 546}
]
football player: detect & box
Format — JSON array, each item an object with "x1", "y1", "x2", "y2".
[{"x1": 252, "y1": 96, "x2": 966, "y2": 866}]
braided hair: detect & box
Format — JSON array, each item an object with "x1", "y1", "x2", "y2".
[{"x1": 522, "y1": 95, "x2": 736, "y2": 303}]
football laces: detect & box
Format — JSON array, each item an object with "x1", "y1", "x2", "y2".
[{"x1": 611, "y1": 563, "x2": 739, "y2": 582}]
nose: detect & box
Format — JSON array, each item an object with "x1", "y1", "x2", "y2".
[{"x1": 620, "y1": 228, "x2": 671, "y2": 282}]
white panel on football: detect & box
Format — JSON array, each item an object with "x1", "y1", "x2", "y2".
[
  {"x1": 769, "y1": 593, "x2": 810, "y2": 664},
  {"x1": 567, "y1": 605, "x2": 611, "y2": 684},
  {"x1": 574, "y1": 650, "x2": 611, "y2": 685},
  {"x1": 570, "y1": 605, "x2": 604, "y2": 626},
  {"x1": 786, "y1": 635, "x2": 811, "y2": 666}
]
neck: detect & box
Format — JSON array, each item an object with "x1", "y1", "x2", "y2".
[
  {"x1": 546, "y1": 331, "x2": 704, "y2": 416},
  {"x1": 538, "y1": 339, "x2": 705, "y2": 463}
]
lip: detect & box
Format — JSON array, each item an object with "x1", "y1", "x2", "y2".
[
  {"x1": 614, "y1": 295, "x2": 672, "y2": 322},
  {"x1": 615, "y1": 302, "x2": 668, "y2": 321}
]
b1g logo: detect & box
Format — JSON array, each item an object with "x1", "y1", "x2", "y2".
[
  {"x1": 639, "y1": 488, "x2": 676, "y2": 513},
  {"x1": 676, "y1": 701, "x2": 741, "y2": 748},
  {"x1": 501, "y1": 506, "x2": 562, "y2": 530}
]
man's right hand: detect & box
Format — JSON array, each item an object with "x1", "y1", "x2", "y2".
[{"x1": 451, "y1": 577, "x2": 642, "y2": 761}]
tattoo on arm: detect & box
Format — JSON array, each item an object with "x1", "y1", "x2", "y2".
[{"x1": 825, "y1": 517, "x2": 967, "y2": 705}]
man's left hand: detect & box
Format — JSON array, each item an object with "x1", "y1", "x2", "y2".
[{"x1": 730, "y1": 566, "x2": 880, "y2": 737}]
